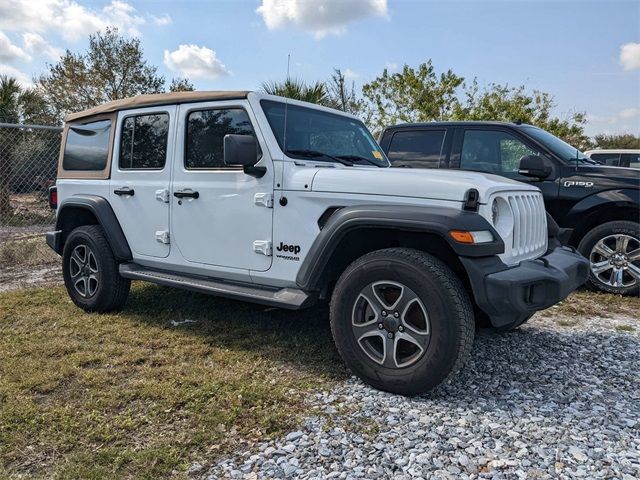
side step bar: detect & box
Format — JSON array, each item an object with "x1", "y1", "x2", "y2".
[{"x1": 119, "y1": 263, "x2": 314, "y2": 310}]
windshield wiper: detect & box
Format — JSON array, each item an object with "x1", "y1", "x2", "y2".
[
  {"x1": 336, "y1": 154, "x2": 382, "y2": 167},
  {"x1": 285, "y1": 149, "x2": 354, "y2": 166}
]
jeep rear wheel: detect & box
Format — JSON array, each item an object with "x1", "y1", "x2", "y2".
[
  {"x1": 578, "y1": 221, "x2": 640, "y2": 296},
  {"x1": 330, "y1": 248, "x2": 474, "y2": 396},
  {"x1": 62, "y1": 225, "x2": 131, "y2": 312}
]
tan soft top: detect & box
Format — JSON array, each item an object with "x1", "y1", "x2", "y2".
[{"x1": 65, "y1": 90, "x2": 251, "y2": 122}]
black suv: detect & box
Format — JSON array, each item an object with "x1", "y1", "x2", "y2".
[{"x1": 379, "y1": 122, "x2": 640, "y2": 295}]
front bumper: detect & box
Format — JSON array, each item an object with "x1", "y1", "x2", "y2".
[{"x1": 461, "y1": 246, "x2": 589, "y2": 327}]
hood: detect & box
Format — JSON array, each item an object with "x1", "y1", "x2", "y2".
[
  {"x1": 575, "y1": 165, "x2": 640, "y2": 181},
  {"x1": 310, "y1": 167, "x2": 539, "y2": 203}
]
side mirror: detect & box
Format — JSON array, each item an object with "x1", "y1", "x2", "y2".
[
  {"x1": 518, "y1": 155, "x2": 551, "y2": 179},
  {"x1": 223, "y1": 134, "x2": 265, "y2": 177}
]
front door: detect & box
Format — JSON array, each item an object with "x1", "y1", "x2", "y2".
[
  {"x1": 170, "y1": 101, "x2": 274, "y2": 272},
  {"x1": 453, "y1": 127, "x2": 559, "y2": 202},
  {"x1": 110, "y1": 106, "x2": 176, "y2": 258}
]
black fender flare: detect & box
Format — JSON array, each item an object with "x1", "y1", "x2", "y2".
[
  {"x1": 55, "y1": 194, "x2": 132, "y2": 262},
  {"x1": 296, "y1": 204, "x2": 504, "y2": 291},
  {"x1": 563, "y1": 188, "x2": 639, "y2": 227}
]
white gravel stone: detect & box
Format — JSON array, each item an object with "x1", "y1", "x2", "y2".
[{"x1": 205, "y1": 314, "x2": 639, "y2": 479}]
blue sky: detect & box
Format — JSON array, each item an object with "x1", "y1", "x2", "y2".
[{"x1": 0, "y1": 0, "x2": 638, "y2": 136}]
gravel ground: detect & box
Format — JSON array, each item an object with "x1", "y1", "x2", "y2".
[{"x1": 206, "y1": 313, "x2": 639, "y2": 480}]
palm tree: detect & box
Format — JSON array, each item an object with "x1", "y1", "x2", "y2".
[
  {"x1": 0, "y1": 75, "x2": 22, "y2": 123},
  {"x1": 261, "y1": 78, "x2": 330, "y2": 106}
]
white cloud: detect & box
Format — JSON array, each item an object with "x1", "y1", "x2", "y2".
[
  {"x1": 0, "y1": 0, "x2": 146, "y2": 41},
  {"x1": 23, "y1": 33, "x2": 63, "y2": 61},
  {"x1": 0, "y1": 31, "x2": 30, "y2": 62},
  {"x1": 343, "y1": 68, "x2": 359, "y2": 80},
  {"x1": 619, "y1": 42, "x2": 640, "y2": 71},
  {"x1": 151, "y1": 13, "x2": 172, "y2": 26},
  {"x1": 256, "y1": 0, "x2": 388, "y2": 38},
  {"x1": 385, "y1": 61, "x2": 398, "y2": 71},
  {"x1": 163, "y1": 44, "x2": 229, "y2": 80},
  {"x1": 103, "y1": 0, "x2": 145, "y2": 37},
  {"x1": 587, "y1": 107, "x2": 640, "y2": 125},
  {"x1": 618, "y1": 107, "x2": 640, "y2": 120},
  {"x1": 0, "y1": 63, "x2": 33, "y2": 87}
]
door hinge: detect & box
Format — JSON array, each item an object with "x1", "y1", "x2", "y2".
[
  {"x1": 155, "y1": 231, "x2": 170, "y2": 244},
  {"x1": 254, "y1": 192, "x2": 273, "y2": 208},
  {"x1": 253, "y1": 240, "x2": 272, "y2": 256},
  {"x1": 155, "y1": 188, "x2": 170, "y2": 203}
]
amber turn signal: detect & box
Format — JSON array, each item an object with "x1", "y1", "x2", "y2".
[{"x1": 449, "y1": 230, "x2": 475, "y2": 244}]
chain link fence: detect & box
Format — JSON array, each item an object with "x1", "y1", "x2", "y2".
[{"x1": 0, "y1": 123, "x2": 62, "y2": 288}]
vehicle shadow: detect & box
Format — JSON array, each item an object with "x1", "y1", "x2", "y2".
[
  {"x1": 126, "y1": 284, "x2": 638, "y2": 406},
  {"x1": 124, "y1": 283, "x2": 348, "y2": 380}
]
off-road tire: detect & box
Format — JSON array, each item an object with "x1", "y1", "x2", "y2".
[
  {"x1": 577, "y1": 220, "x2": 640, "y2": 296},
  {"x1": 62, "y1": 225, "x2": 131, "y2": 312},
  {"x1": 330, "y1": 248, "x2": 474, "y2": 396}
]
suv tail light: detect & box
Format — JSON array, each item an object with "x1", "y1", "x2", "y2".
[{"x1": 48, "y1": 186, "x2": 57, "y2": 209}]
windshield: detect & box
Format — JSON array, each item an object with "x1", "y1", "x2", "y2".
[
  {"x1": 260, "y1": 100, "x2": 388, "y2": 167},
  {"x1": 521, "y1": 126, "x2": 597, "y2": 165}
]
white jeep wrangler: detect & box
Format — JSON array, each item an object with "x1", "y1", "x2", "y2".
[{"x1": 47, "y1": 91, "x2": 588, "y2": 395}]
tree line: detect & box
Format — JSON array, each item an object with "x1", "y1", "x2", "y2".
[{"x1": 1, "y1": 27, "x2": 638, "y2": 151}]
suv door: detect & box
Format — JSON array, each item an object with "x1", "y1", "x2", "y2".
[
  {"x1": 451, "y1": 126, "x2": 560, "y2": 202},
  {"x1": 110, "y1": 106, "x2": 176, "y2": 258},
  {"x1": 171, "y1": 101, "x2": 273, "y2": 272}
]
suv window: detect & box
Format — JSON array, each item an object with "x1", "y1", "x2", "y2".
[
  {"x1": 119, "y1": 113, "x2": 169, "y2": 169},
  {"x1": 622, "y1": 153, "x2": 640, "y2": 169},
  {"x1": 387, "y1": 130, "x2": 446, "y2": 168},
  {"x1": 460, "y1": 129, "x2": 538, "y2": 175},
  {"x1": 62, "y1": 120, "x2": 111, "y2": 171},
  {"x1": 185, "y1": 108, "x2": 255, "y2": 169},
  {"x1": 590, "y1": 153, "x2": 621, "y2": 166}
]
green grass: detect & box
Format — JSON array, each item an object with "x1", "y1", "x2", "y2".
[
  {"x1": 541, "y1": 290, "x2": 640, "y2": 319},
  {"x1": 0, "y1": 284, "x2": 345, "y2": 479},
  {"x1": 615, "y1": 324, "x2": 635, "y2": 332}
]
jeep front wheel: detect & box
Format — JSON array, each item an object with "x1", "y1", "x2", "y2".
[
  {"x1": 62, "y1": 225, "x2": 131, "y2": 312},
  {"x1": 578, "y1": 220, "x2": 640, "y2": 296},
  {"x1": 330, "y1": 248, "x2": 474, "y2": 396}
]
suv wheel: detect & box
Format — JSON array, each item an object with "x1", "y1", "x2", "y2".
[
  {"x1": 330, "y1": 248, "x2": 474, "y2": 396},
  {"x1": 62, "y1": 225, "x2": 131, "y2": 312},
  {"x1": 578, "y1": 220, "x2": 640, "y2": 296}
]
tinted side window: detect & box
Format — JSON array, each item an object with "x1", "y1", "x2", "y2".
[
  {"x1": 119, "y1": 113, "x2": 169, "y2": 169},
  {"x1": 62, "y1": 120, "x2": 111, "y2": 171},
  {"x1": 185, "y1": 108, "x2": 254, "y2": 169},
  {"x1": 590, "y1": 153, "x2": 621, "y2": 166},
  {"x1": 387, "y1": 130, "x2": 446, "y2": 168},
  {"x1": 621, "y1": 153, "x2": 640, "y2": 169},
  {"x1": 461, "y1": 130, "x2": 538, "y2": 174}
]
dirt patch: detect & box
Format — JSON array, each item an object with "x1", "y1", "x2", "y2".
[{"x1": 0, "y1": 263, "x2": 62, "y2": 292}]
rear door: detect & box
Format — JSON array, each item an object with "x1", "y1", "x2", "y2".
[{"x1": 110, "y1": 106, "x2": 176, "y2": 258}]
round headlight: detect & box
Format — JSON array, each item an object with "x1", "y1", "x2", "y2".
[{"x1": 491, "y1": 197, "x2": 514, "y2": 238}]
